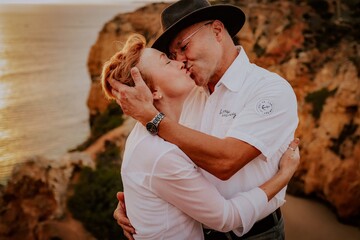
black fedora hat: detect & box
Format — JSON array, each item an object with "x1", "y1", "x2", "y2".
[{"x1": 151, "y1": 0, "x2": 245, "y2": 54}]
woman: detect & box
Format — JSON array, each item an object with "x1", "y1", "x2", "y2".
[{"x1": 101, "y1": 34, "x2": 299, "y2": 240}]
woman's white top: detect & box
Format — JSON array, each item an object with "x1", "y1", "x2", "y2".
[{"x1": 121, "y1": 87, "x2": 268, "y2": 239}]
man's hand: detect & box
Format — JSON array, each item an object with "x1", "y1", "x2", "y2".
[
  {"x1": 109, "y1": 67, "x2": 158, "y2": 125},
  {"x1": 113, "y1": 192, "x2": 135, "y2": 240}
]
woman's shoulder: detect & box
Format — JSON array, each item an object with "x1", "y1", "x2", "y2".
[{"x1": 124, "y1": 123, "x2": 178, "y2": 166}]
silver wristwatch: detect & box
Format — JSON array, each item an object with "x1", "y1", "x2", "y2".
[{"x1": 145, "y1": 112, "x2": 165, "y2": 135}]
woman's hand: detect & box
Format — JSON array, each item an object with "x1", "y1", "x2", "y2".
[
  {"x1": 278, "y1": 138, "x2": 300, "y2": 178},
  {"x1": 113, "y1": 192, "x2": 135, "y2": 240},
  {"x1": 259, "y1": 138, "x2": 300, "y2": 201}
]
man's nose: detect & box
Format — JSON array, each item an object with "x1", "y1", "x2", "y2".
[
  {"x1": 175, "y1": 56, "x2": 188, "y2": 69},
  {"x1": 175, "y1": 53, "x2": 187, "y2": 63}
]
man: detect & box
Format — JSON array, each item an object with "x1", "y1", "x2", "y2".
[{"x1": 110, "y1": 0, "x2": 299, "y2": 239}]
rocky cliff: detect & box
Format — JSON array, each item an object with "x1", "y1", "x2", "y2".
[
  {"x1": 87, "y1": 0, "x2": 359, "y2": 223},
  {"x1": 0, "y1": 153, "x2": 96, "y2": 239}
]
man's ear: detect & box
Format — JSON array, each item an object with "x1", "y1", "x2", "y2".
[{"x1": 212, "y1": 20, "x2": 224, "y2": 41}]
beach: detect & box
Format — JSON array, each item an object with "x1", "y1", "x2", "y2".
[
  {"x1": 283, "y1": 195, "x2": 360, "y2": 240},
  {"x1": 0, "y1": 2, "x2": 359, "y2": 239}
]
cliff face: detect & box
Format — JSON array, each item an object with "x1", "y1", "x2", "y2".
[
  {"x1": 86, "y1": 3, "x2": 168, "y2": 117},
  {"x1": 0, "y1": 153, "x2": 96, "y2": 239},
  {"x1": 87, "y1": 0, "x2": 359, "y2": 222}
]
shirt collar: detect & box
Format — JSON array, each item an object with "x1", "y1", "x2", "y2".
[{"x1": 215, "y1": 46, "x2": 250, "y2": 92}]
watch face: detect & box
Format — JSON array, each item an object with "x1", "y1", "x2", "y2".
[{"x1": 146, "y1": 122, "x2": 157, "y2": 135}]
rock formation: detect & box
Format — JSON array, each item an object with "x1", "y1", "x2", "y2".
[
  {"x1": 87, "y1": 0, "x2": 359, "y2": 223},
  {"x1": 0, "y1": 153, "x2": 95, "y2": 239}
]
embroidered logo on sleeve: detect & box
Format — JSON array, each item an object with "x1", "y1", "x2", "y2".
[{"x1": 256, "y1": 99, "x2": 273, "y2": 116}]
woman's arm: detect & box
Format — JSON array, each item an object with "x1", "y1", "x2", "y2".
[
  {"x1": 113, "y1": 139, "x2": 300, "y2": 238},
  {"x1": 260, "y1": 138, "x2": 300, "y2": 201},
  {"x1": 150, "y1": 139, "x2": 300, "y2": 233}
]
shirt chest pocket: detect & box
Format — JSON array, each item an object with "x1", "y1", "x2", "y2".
[{"x1": 214, "y1": 108, "x2": 238, "y2": 135}]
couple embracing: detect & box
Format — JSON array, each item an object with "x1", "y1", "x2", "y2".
[{"x1": 102, "y1": 0, "x2": 300, "y2": 239}]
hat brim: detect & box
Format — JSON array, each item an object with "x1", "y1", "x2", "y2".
[{"x1": 151, "y1": 4, "x2": 245, "y2": 55}]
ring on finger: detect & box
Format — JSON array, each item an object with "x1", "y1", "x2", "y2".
[{"x1": 288, "y1": 146, "x2": 296, "y2": 151}]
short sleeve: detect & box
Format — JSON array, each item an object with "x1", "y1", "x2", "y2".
[{"x1": 227, "y1": 78, "x2": 298, "y2": 158}]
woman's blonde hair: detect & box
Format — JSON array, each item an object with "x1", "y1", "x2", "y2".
[{"x1": 101, "y1": 34, "x2": 151, "y2": 99}]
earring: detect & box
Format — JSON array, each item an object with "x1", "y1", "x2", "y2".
[{"x1": 159, "y1": 95, "x2": 163, "y2": 99}]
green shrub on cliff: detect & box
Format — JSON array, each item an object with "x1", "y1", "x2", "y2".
[
  {"x1": 330, "y1": 120, "x2": 359, "y2": 159},
  {"x1": 74, "y1": 102, "x2": 124, "y2": 151},
  {"x1": 90, "y1": 102, "x2": 124, "y2": 140},
  {"x1": 68, "y1": 141, "x2": 125, "y2": 240},
  {"x1": 305, "y1": 87, "x2": 337, "y2": 120},
  {"x1": 303, "y1": 0, "x2": 359, "y2": 52}
]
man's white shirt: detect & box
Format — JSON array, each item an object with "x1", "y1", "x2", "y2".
[{"x1": 197, "y1": 46, "x2": 298, "y2": 236}]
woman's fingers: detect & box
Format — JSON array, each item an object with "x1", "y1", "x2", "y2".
[
  {"x1": 119, "y1": 221, "x2": 135, "y2": 234},
  {"x1": 287, "y1": 138, "x2": 300, "y2": 151},
  {"x1": 123, "y1": 230, "x2": 135, "y2": 240},
  {"x1": 279, "y1": 138, "x2": 301, "y2": 172}
]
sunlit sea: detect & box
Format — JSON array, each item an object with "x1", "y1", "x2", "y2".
[{"x1": 0, "y1": 3, "x2": 146, "y2": 184}]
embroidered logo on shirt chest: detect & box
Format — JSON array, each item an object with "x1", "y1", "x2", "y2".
[
  {"x1": 256, "y1": 99, "x2": 273, "y2": 116},
  {"x1": 219, "y1": 109, "x2": 237, "y2": 119}
]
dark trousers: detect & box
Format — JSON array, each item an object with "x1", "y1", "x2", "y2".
[{"x1": 204, "y1": 208, "x2": 284, "y2": 240}]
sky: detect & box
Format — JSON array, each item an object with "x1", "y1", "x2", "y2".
[{"x1": 0, "y1": 0, "x2": 174, "y2": 4}]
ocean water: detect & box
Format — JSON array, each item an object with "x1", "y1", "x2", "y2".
[{"x1": 0, "y1": 3, "x2": 146, "y2": 184}]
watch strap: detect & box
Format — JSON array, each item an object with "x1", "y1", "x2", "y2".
[{"x1": 152, "y1": 112, "x2": 165, "y2": 127}]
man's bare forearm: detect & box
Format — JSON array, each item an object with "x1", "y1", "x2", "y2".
[{"x1": 155, "y1": 117, "x2": 260, "y2": 180}]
